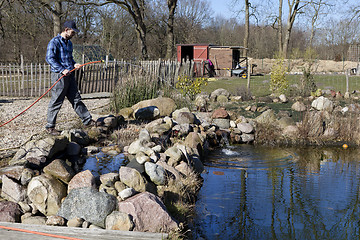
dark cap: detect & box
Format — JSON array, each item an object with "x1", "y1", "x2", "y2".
[{"x1": 64, "y1": 20, "x2": 79, "y2": 33}]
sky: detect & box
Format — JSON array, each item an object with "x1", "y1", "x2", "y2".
[{"x1": 208, "y1": 0, "x2": 236, "y2": 19}]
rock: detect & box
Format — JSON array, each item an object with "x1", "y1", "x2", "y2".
[
  {"x1": 119, "y1": 188, "x2": 137, "y2": 200},
  {"x1": 117, "y1": 192, "x2": 178, "y2": 232},
  {"x1": 175, "y1": 161, "x2": 194, "y2": 176},
  {"x1": 43, "y1": 159, "x2": 75, "y2": 184},
  {"x1": 241, "y1": 134, "x2": 255, "y2": 143},
  {"x1": 216, "y1": 95, "x2": 229, "y2": 103},
  {"x1": 212, "y1": 108, "x2": 229, "y2": 119},
  {"x1": 210, "y1": 88, "x2": 230, "y2": 101},
  {"x1": 237, "y1": 122, "x2": 254, "y2": 134},
  {"x1": 22, "y1": 215, "x2": 47, "y2": 225},
  {"x1": 1, "y1": 175, "x2": 26, "y2": 203},
  {"x1": 67, "y1": 217, "x2": 84, "y2": 227},
  {"x1": 311, "y1": 96, "x2": 334, "y2": 112},
  {"x1": 164, "y1": 147, "x2": 183, "y2": 164},
  {"x1": 118, "y1": 107, "x2": 134, "y2": 119},
  {"x1": 27, "y1": 174, "x2": 67, "y2": 216},
  {"x1": 57, "y1": 187, "x2": 117, "y2": 228},
  {"x1": 127, "y1": 140, "x2": 143, "y2": 155},
  {"x1": 194, "y1": 94, "x2": 208, "y2": 111},
  {"x1": 212, "y1": 118, "x2": 230, "y2": 129},
  {"x1": 255, "y1": 109, "x2": 277, "y2": 125},
  {"x1": 114, "y1": 181, "x2": 127, "y2": 193},
  {"x1": 292, "y1": 101, "x2": 306, "y2": 112},
  {"x1": 135, "y1": 151, "x2": 151, "y2": 165},
  {"x1": 132, "y1": 97, "x2": 176, "y2": 117},
  {"x1": 100, "y1": 172, "x2": 119, "y2": 187},
  {"x1": 0, "y1": 165, "x2": 24, "y2": 182},
  {"x1": 104, "y1": 116, "x2": 117, "y2": 128},
  {"x1": 157, "y1": 161, "x2": 182, "y2": 182},
  {"x1": 279, "y1": 94, "x2": 287, "y2": 103},
  {"x1": 105, "y1": 211, "x2": 134, "y2": 231},
  {"x1": 10, "y1": 136, "x2": 69, "y2": 166},
  {"x1": 18, "y1": 201, "x2": 31, "y2": 213},
  {"x1": 139, "y1": 129, "x2": 151, "y2": 142},
  {"x1": 63, "y1": 129, "x2": 90, "y2": 146},
  {"x1": 171, "y1": 108, "x2": 191, "y2": 121},
  {"x1": 145, "y1": 162, "x2": 166, "y2": 186},
  {"x1": 134, "y1": 106, "x2": 160, "y2": 120},
  {"x1": 175, "y1": 112, "x2": 195, "y2": 124},
  {"x1": 46, "y1": 215, "x2": 66, "y2": 226},
  {"x1": 67, "y1": 170, "x2": 97, "y2": 193},
  {"x1": 67, "y1": 142, "x2": 82, "y2": 156},
  {"x1": 119, "y1": 167, "x2": 150, "y2": 193},
  {"x1": 21, "y1": 168, "x2": 34, "y2": 185},
  {"x1": 282, "y1": 125, "x2": 299, "y2": 137},
  {"x1": 0, "y1": 201, "x2": 21, "y2": 222}
]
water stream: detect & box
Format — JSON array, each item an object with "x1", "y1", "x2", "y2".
[{"x1": 192, "y1": 145, "x2": 360, "y2": 240}]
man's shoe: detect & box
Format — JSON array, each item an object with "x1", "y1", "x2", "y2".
[
  {"x1": 46, "y1": 127, "x2": 61, "y2": 136},
  {"x1": 85, "y1": 119, "x2": 96, "y2": 127}
]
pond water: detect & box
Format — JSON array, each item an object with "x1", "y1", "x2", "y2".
[
  {"x1": 192, "y1": 145, "x2": 360, "y2": 240},
  {"x1": 81, "y1": 151, "x2": 126, "y2": 177}
]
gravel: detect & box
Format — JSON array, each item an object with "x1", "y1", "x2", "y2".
[{"x1": 0, "y1": 96, "x2": 110, "y2": 150}]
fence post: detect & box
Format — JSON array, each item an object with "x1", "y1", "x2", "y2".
[{"x1": 346, "y1": 69, "x2": 349, "y2": 93}]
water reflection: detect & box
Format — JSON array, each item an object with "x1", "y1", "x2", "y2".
[
  {"x1": 81, "y1": 151, "x2": 126, "y2": 177},
  {"x1": 193, "y1": 145, "x2": 360, "y2": 240}
]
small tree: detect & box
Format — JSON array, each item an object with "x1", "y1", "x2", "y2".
[
  {"x1": 270, "y1": 56, "x2": 288, "y2": 95},
  {"x1": 300, "y1": 47, "x2": 318, "y2": 96}
]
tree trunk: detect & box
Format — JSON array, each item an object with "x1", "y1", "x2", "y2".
[
  {"x1": 53, "y1": 1, "x2": 62, "y2": 36},
  {"x1": 244, "y1": 0, "x2": 250, "y2": 57},
  {"x1": 283, "y1": 0, "x2": 300, "y2": 58},
  {"x1": 278, "y1": 0, "x2": 283, "y2": 55},
  {"x1": 165, "y1": 0, "x2": 177, "y2": 59}
]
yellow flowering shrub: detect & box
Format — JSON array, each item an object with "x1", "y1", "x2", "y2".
[{"x1": 176, "y1": 75, "x2": 208, "y2": 100}]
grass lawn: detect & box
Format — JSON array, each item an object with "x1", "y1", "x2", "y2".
[{"x1": 201, "y1": 74, "x2": 360, "y2": 98}]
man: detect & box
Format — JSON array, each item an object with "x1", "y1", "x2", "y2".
[{"x1": 45, "y1": 20, "x2": 95, "y2": 135}]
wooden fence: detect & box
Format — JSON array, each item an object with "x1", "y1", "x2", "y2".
[{"x1": 0, "y1": 59, "x2": 194, "y2": 97}]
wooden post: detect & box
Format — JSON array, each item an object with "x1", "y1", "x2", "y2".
[
  {"x1": 30, "y1": 63, "x2": 33, "y2": 97},
  {"x1": 247, "y1": 60, "x2": 250, "y2": 94},
  {"x1": 346, "y1": 69, "x2": 349, "y2": 93}
]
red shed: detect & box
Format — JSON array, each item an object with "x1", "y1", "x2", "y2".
[{"x1": 176, "y1": 44, "x2": 247, "y2": 77}]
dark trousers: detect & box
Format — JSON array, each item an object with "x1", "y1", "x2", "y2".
[{"x1": 46, "y1": 72, "x2": 92, "y2": 129}]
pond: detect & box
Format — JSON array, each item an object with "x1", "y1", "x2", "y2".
[{"x1": 192, "y1": 145, "x2": 360, "y2": 240}]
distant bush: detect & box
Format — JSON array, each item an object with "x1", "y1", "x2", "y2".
[{"x1": 175, "y1": 75, "x2": 208, "y2": 100}]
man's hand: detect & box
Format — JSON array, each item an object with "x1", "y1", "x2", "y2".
[
  {"x1": 62, "y1": 69, "x2": 70, "y2": 76},
  {"x1": 74, "y1": 63, "x2": 81, "y2": 69}
]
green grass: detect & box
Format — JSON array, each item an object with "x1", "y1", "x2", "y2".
[{"x1": 202, "y1": 74, "x2": 360, "y2": 98}]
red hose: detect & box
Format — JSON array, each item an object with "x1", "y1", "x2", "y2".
[{"x1": 0, "y1": 60, "x2": 103, "y2": 128}]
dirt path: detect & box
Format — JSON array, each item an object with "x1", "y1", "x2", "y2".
[{"x1": 0, "y1": 97, "x2": 110, "y2": 151}]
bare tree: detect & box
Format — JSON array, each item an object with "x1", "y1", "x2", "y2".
[
  {"x1": 282, "y1": 0, "x2": 308, "y2": 58},
  {"x1": 165, "y1": 0, "x2": 177, "y2": 59}
]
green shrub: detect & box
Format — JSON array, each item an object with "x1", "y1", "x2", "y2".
[{"x1": 270, "y1": 57, "x2": 288, "y2": 95}]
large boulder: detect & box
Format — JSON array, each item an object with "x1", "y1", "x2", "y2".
[
  {"x1": 117, "y1": 192, "x2": 178, "y2": 232},
  {"x1": 119, "y1": 167, "x2": 151, "y2": 193},
  {"x1": 0, "y1": 201, "x2": 21, "y2": 222},
  {"x1": 1, "y1": 175, "x2": 26, "y2": 203},
  {"x1": 57, "y1": 187, "x2": 117, "y2": 228},
  {"x1": 144, "y1": 162, "x2": 166, "y2": 186},
  {"x1": 9, "y1": 136, "x2": 69, "y2": 166},
  {"x1": 105, "y1": 211, "x2": 134, "y2": 231},
  {"x1": 132, "y1": 97, "x2": 176, "y2": 117},
  {"x1": 311, "y1": 96, "x2": 334, "y2": 112},
  {"x1": 255, "y1": 109, "x2": 277, "y2": 125},
  {"x1": 27, "y1": 174, "x2": 67, "y2": 216},
  {"x1": 67, "y1": 170, "x2": 97, "y2": 193},
  {"x1": 43, "y1": 159, "x2": 75, "y2": 184}
]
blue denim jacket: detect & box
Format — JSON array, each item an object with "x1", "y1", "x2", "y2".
[{"x1": 46, "y1": 34, "x2": 76, "y2": 73}]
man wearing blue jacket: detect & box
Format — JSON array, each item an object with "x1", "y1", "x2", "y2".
[{"x1": 45, "y1": 20, "x2": 94, "y2": 135}]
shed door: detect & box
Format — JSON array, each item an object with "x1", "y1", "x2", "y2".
[{"x1": 193, "y1": 46, "x2": 208, "y2": 62}]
